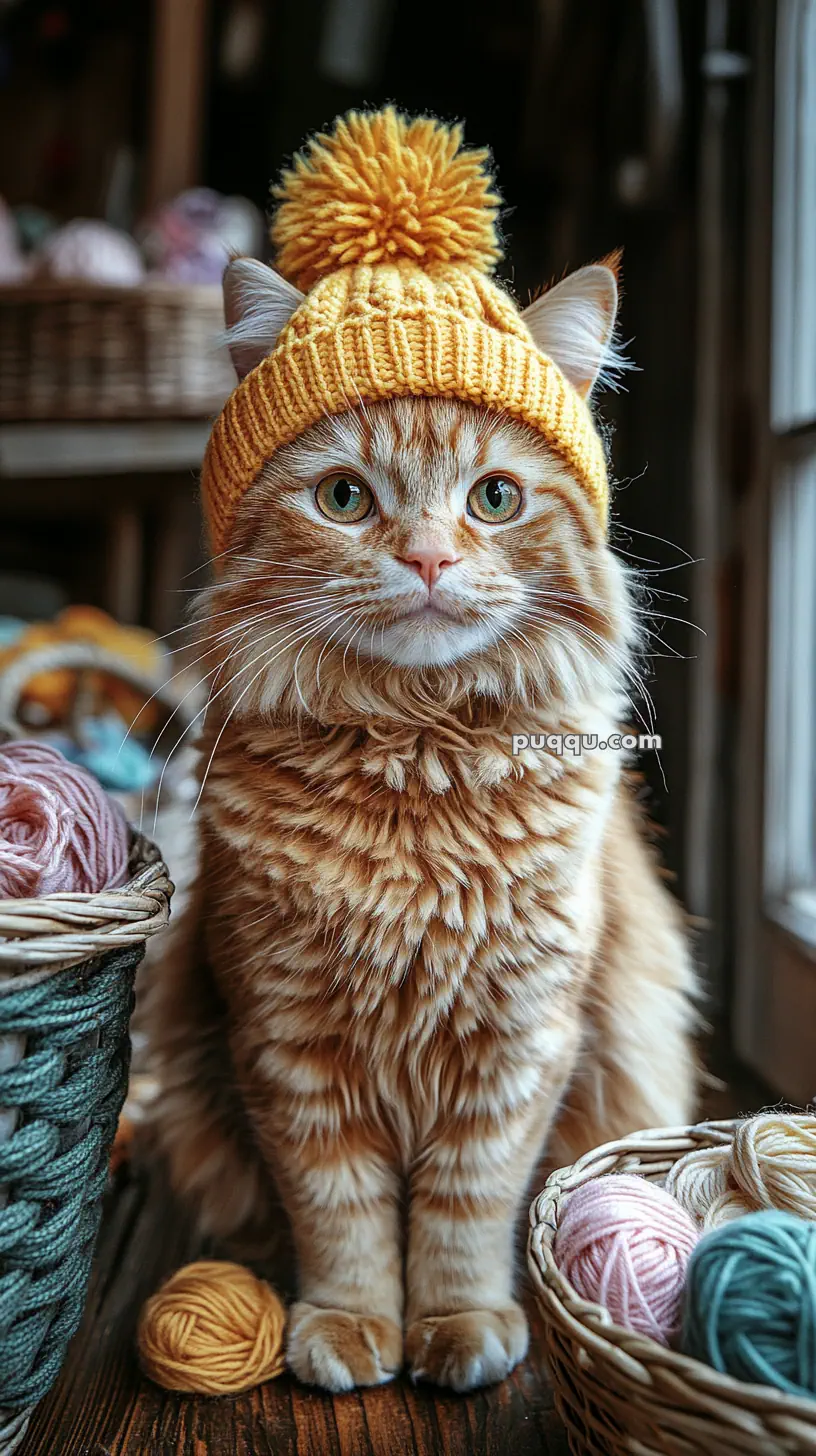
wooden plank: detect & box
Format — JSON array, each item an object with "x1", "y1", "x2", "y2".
[
  {"x1": 19, "y1": 1164, "x2": 569, "y2": 1456},
  {"x1": 145, "y1": 0, "x2": 210, "y2": 210},
  {"x1": 147, "y1": 491, "x2": 201, "y2": 636},
  {"x1": 18, "y1": 1039, "x2": 768, "y2": 1455},
  {"x1": 0, "y1": 422, "x2": 210, "y2": 478},
  {"x1": 106, "y1": 508, "x2": 144, "y2": 624}
]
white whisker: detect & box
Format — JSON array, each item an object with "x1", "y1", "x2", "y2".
[
  {"x1": 152, "y1": 605, "x2": 337, "y2": 830},
  {"x1": 614, "y1": 524, "x2": 696, "y2": 562},
  {"x1": 191, "y1": 606, "x2": 340, "y2": 816}
]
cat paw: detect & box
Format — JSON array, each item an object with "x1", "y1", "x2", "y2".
[
  {"x1": 286, "y1": 1301, "x2": 403, "y2": 1391},
  {"x1": 405, "y1": 1303, "x2": 529, "y2": 1391}
]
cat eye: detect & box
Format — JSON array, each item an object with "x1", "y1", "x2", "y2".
[
  {"x1": 467, "y1": 475, "x2": 522, "y2": 524},
  {"x1": 315, "y1": 472, "x2": 374, "y2": 523}
]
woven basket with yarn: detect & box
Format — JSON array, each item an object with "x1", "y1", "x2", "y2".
[
  {"x1": 0, "y1": 281, "x2": 234, "y2": 421},
  {"x1": 0, "y1": 638, "x2": 199, "y2": 1083},
  {"x1": 528, "y1": 1117, "x2": 816, "y2": 1456},
  {"x1": 0, "y1": 831, "x2": 172, "y2": 1456}
]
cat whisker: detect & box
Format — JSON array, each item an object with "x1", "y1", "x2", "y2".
[
  {"x1": 192, "y1": 607, "x2": 340, "y2": 816},
  {"x1": 632, "y1": 607, "x2": 706, "y2": 635},
  {"x1": 132, "y1": 599, "x2": 331, "y2": 768},
  {"x1": 528, "y1": 606, "x2": 657, "y2": 734},
  {"x1": 292, "y1": 607, "x2": 349, "y2": 711},
  {"x1": 610, "y1": 546, "x2": 661, "y2": 565},
  {"x1": 632, "y1": 586, "x2": 689, "y2": 604},
  {"x1": 315, "y1": 620, "x2": 344, "y2": 693},
  {"x1": 500, "y1": 623, "x2": 549, "y2": 699},
  {"x1": 182, "y1": 607, "x2": 339, "y2": 815},
  {"x1": 634, "y1": 560, "x2": 703, "y2": 575},
  {"x1": 342, "y1": 612, "x2": 370, "y2": 681},
  {"x1": 178, "y1": 543, "x2": 250, "y2": 580},
  {"x1": 151, "y1": 605, "x2": 338, "y2": 831},
  {"x1": 637, "y1": 626, "x2": 691, "y2": 661},
  {"x1": 531, "y1": 608, "x2": 661, "y2": 756},
  {"x1": 186, "y1": 572, "x2": 372, "y2": 595},
  {"x1": 353, "y1": 616, "x2": 370, "y2": 678},
  {"x1": 165, "y1": 593, "x2": 345, "y2": 655},
  {"x1": 234, "y1": 557, "x2": 357, "y2": 576},
  {"x1": 120, "y1": 605, "x2": 292, "y2": 762},
  {"x1": 613, "y1": 524, "x2": 696, "y2": 561}
]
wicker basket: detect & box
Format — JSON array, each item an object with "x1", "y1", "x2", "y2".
[
  {"x1": 0, "y1": 281, "x2": 235, "y2": 420},
  {"x1": 528, "y1": 1119, "x2": 816, "y2": 1456},
  {"x1": 0, "y1": 833, "x2": 172, "y2": 1454}
]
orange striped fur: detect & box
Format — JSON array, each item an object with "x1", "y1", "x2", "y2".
[{"x1": 146, "y1": 397, "x2": 698, "y2": 1392}]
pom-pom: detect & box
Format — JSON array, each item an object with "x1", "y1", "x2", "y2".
[
  {"x1": 0, "y1": 741, "x2": 129, "y2": 896},
  {"x1": 554, "y1": 1174, "x2": 699, "y2": 1345},
  {"x1": 682, "y1": 1210, "x2": 816, "y2": 1395},
  {"x1": 137, "y1": 1260, "x2": 287, "y2": 1394},
  {"x1": 271, "y1": 106, "x2": 502, "y2": 291}
]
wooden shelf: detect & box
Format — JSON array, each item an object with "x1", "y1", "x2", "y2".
[{"x1": 0, "y1": 421, "x2": 211, "y2": 479}]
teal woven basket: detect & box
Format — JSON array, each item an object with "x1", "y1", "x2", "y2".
[{"x1": 0, "y1": 835, "x2": 171, "y2": 1454}]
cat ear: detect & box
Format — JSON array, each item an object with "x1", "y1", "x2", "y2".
[
  {"x1": 222, "y1": 257, "x2": 304, "y2": 379},
  {"x1": 521, "y1": 260, "x2": 629, "y2": 398}
]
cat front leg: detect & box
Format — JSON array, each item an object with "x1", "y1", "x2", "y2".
[
  {"x1": 280, "y1": 1134, "x2": 404, "y2": 1390},
  {"x1": 232, "y1": 1039, "x2": 404, "y2": 1392},
  {"x1": 405, "y1": 1033, "x2": 577, "y2": 1391}
]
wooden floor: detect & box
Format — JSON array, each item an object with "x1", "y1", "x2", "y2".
[{"x1": 19, "y1": 1035, "x2": 768, "y2": 1456}]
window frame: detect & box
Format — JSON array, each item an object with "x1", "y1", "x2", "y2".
[{"x1": 734, "y1": 0, "x2": 816, "y2": 1100}]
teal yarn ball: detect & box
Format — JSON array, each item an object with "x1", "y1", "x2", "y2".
[{"x1": 682, "y1": 1210, "x2": 816, "y2": 1396}]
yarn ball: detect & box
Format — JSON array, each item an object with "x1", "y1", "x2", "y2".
[
  {"x1": 0, "y1": 617, "x2": 25, "y2": 648},
  {"x1": 37, "y1": 220, "x2": 145, "y2": 285},
  {"x1": 667, "y1": 1116, "x2": 816, "y2": 1233},
  {"x1": 13, "y1": 204, "x2": 56, "y2": 255},
  {"x1": 732, "y1": 1114, "x2": 816, "y2": 1221},
  {"x1": 682, "y1": 1210, "x2": 816, "y2": 1396},
  {"x1": 137, "y1": 1261, "x2": 287, "y2": 1395},
  {"x1": 139, "y1": 187, "x2": 263, "y2": 284},
  {"x1": 0, "y1": 196, "x2": 29, "y2": 282},
  {"x1": 0, "y1": 740, "x2": 129, "y2": 897},
  {"x1": 271, "y1": 106, "x2": 502, "y2": 291},
  {"x1": 49, "y1": 714, "x2": 159, "y2": 794},
  {"x1": 665, "y1": 1144, "x2": 753, "y2": 1231},
  {"x1": 555, "y1": 1174, "x2": 699, "y2": 1345}
]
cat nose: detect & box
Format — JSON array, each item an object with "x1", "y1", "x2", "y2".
[{"x1": 397, "y1": 546, "x2": 461, "y2": 590}]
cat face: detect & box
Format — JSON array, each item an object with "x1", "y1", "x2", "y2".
[
  {"x1": 195, "y1": 396, "x2": 635, "y2": 724},
  {"x1": 192, "y1": 258, "x2": 636, "y2": 724}
]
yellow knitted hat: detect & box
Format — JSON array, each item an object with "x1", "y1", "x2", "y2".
[{"x1": 202, "y1": 107, "x2": 609, "y2": 556}]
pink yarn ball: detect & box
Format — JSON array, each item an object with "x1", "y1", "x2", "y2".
[
  {"x1": 0, "y1": 741, "x2": 130, "y2": 898},
  {"x1": 554, "y1": 1174, "x2": 699, "y2": 1346}
]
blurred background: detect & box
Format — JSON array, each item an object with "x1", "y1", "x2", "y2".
[{"x1": 0, "y1": 0, "x2": 812, "y2": 1101}]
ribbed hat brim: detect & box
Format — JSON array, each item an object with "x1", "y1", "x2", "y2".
[{"x1": 203, "y1": 312, "x2": 609, "y2": 557}]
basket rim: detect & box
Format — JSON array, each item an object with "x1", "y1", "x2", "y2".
[
  {"x1": 0, "y1": 829, "x2": 172, "y2": 979},
  {"x1": 527, "y1": 1116, "x2": 816, "y2": 1426},
  {"x1": 0, "y1": 640, "x2": 199, "y2": 742}
]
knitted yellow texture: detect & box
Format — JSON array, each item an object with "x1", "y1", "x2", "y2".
[
  {"x1": 138, "y1": 1260, "x2": 286, "y2": 1395},
  {"x1": 271, "y1": 108, "x2": 502, "y2": 290},
  {"x1": 202, "y1": 108, "x2": 610, "y2": 557}
]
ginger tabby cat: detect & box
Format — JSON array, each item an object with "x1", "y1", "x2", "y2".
[{"x1": 146, "y1": 110, "x2": 698, "y2": 1395}]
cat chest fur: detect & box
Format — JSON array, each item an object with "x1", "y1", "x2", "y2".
[{"x1": 201, "y1": 721, "x2": 617, "y2": 1023}]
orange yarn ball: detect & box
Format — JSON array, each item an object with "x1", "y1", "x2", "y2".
[{"x1": 137, "y1": 1261, "x2": 287, "y2": 1395}]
